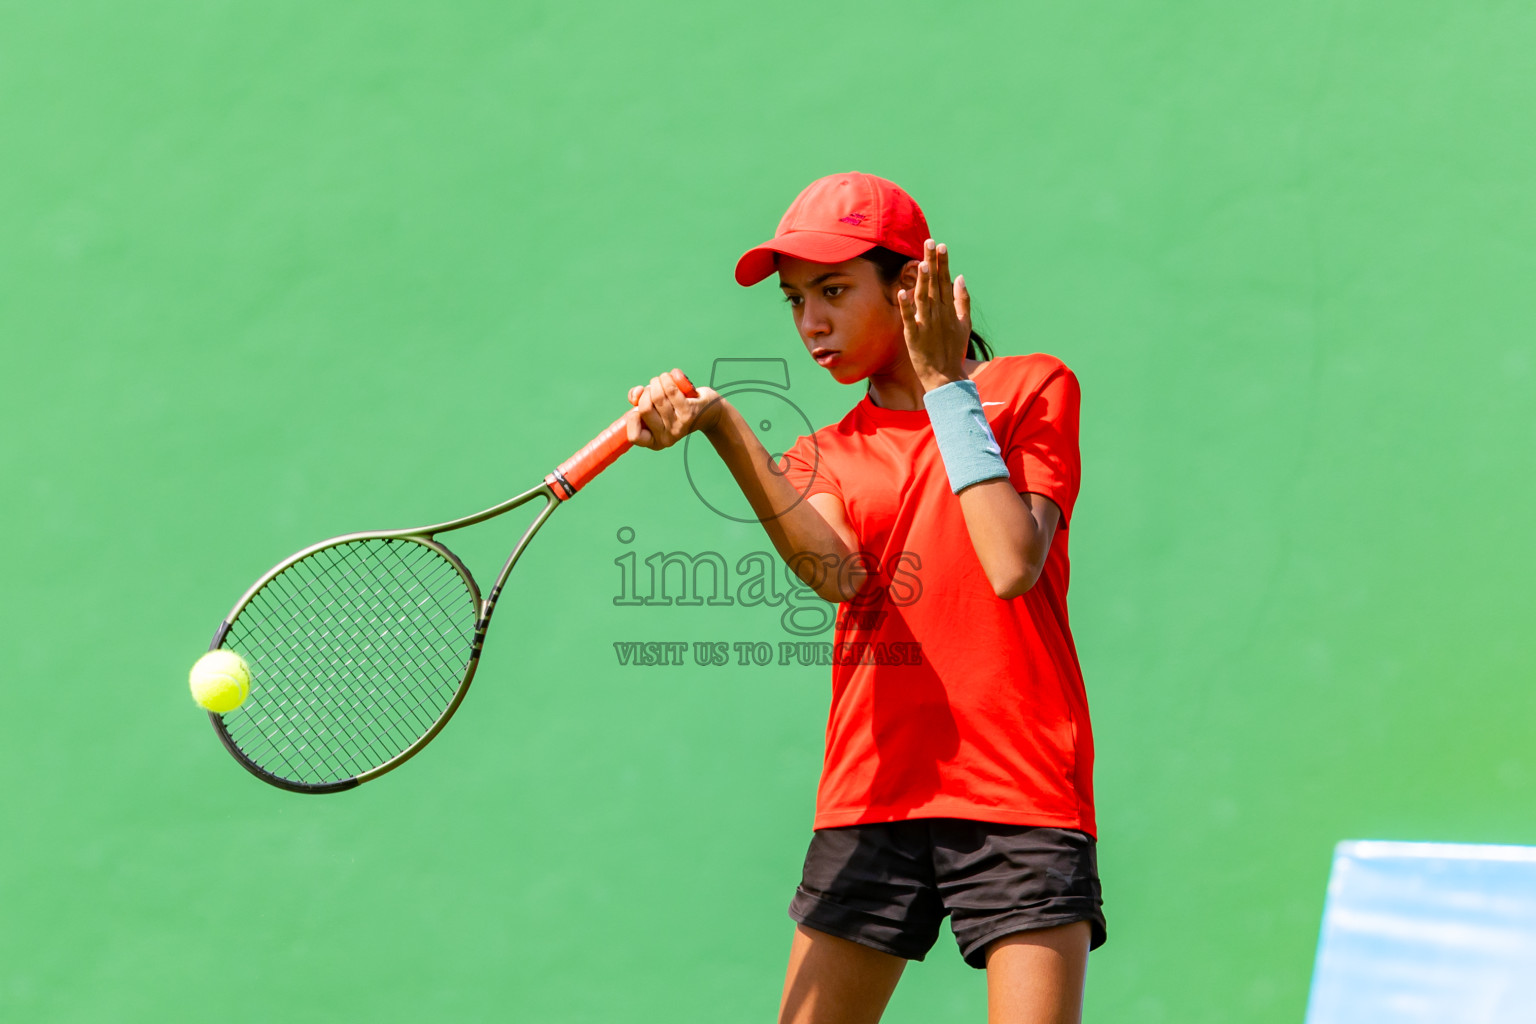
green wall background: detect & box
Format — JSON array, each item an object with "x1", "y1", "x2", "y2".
[{"x1": 3, "y1": 2, "x2": 1533, "y2": 1020}]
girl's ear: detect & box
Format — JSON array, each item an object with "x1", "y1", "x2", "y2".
[{"x1": 898, "y1": 259, "x2": 921, "y2": 292}]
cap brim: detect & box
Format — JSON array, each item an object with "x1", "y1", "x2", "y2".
[{"x1": 733, "y1": 231, "x2": 877, "y2": 287}]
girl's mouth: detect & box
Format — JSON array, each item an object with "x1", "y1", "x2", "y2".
[{"x1": 812, "y1": 348, "x2": 840, "y2": 367}]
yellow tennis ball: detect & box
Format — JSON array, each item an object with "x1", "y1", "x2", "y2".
[{"x1": 189, "y1": 650, "x2": 251, "y2": 713}]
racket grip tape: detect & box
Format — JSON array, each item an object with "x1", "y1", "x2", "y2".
[{"x1": 546, "y1": 369, "x2": 698, "y2": 499}]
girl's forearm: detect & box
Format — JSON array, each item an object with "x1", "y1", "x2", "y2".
[
  {"x1": 955, "y1": 480, "x2": 1053, "y2": 599},
  {"x1": 703, "y1": 401, "x2": 863, "y2": 601}
]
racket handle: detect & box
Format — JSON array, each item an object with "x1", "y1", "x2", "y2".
[{"x1": 546, "y1": 369, "x2": 698, "y2": 500}]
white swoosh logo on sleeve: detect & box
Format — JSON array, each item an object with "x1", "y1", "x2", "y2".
[{"x1": 982, "y1": 401, "x2": 1005, "y2": 407}]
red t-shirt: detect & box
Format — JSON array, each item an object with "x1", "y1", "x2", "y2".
[{"x1": 778, "y1": 353, "x2": 1094, "y2": 836}]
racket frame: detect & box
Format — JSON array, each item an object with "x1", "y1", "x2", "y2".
[
  {"x1": 208, "y1": 481, "x2": 558, "y2": 793},
  {"x1": 204, "y1": 367, "x2": 695, "y2": 793}
]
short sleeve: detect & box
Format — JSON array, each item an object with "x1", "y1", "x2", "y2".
[
  {"x1": 1002, "y1": 365, "x2": 1081, "y2": 528},
  {"x1": 778, "y1": 432, "x2": 841, "y2": 503}
]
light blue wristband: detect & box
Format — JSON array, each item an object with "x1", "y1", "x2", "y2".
[{"x1": 923, "y1": 379, "x2": 1010, "y2": 493}]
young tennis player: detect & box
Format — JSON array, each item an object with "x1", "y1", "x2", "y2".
[{"x1": 626, "y1": 172, "x2": 1101, "y2": 1024}]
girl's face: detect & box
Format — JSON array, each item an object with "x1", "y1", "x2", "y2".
[{"x1": 777, "y1": 255, "x2": 914, "y2": 385}]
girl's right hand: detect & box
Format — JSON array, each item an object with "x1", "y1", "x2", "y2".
[{"x1": 625, "y1": 369, "x2": 723, "y2": 450}]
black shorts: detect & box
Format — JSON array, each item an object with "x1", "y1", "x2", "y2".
[{"x1": 788, "y1": 819, "x2": 1106, "y2": 969}]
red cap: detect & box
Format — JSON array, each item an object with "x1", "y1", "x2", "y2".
[{"x1": 734, "y1": 172, "x2": 930, "y2": 287}]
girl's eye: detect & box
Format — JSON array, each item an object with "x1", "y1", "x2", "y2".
[
  {"x1": 783, "y1": 294, "x2": 802, "y2": 306},
  {"x1": 824, "y1": 286, "x2": 844, "y2": 298}
]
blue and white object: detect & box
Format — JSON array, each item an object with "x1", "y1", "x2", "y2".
[
  {"x1": 922, "y1": 379, "x2": 1010, "y2": 494},
  {"x1": 1307, "y1": 840, "x2": 1536, "y2": 1023}
]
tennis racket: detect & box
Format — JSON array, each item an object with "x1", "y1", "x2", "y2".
[{"x1": 204, "y1": 369, "x2": 697, "y2": 794}]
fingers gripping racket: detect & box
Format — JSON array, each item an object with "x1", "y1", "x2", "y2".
[{"x1": 206, "y1": 370, "x2": 696, "y2": 794}]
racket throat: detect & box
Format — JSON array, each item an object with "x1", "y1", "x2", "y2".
[
  {"x1": 472, "y1": 597, "x2": 496, "y2": 655},
  {"x1": 545, "y1": 470, "x2": 577, "y2": 501}
]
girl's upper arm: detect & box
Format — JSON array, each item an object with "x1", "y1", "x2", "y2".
[
  {"x1": 773, "y1": 492, "x2": 864, "y2": 603},
  {"x1": 1024, "y1": 491, "x2": 1062, "y2": 539},
  {"x1": 807, "y1": 492, "x2": 860, "y2": 554},
  {"x1": 1022, "y1": 491, "x2": 1063, "y2": 575}
]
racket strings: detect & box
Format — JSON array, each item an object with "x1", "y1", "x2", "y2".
[
  {"x1": 219, "y1": 538, "x2": 479, "y2": 785},
  {"x1": 255, "y1": 556, "x2": 433, "y2": 775},
  {"x1": 259, "y1": 542, "x2": 473, "y2": 774},
  {"x1": 230, "y1": 541, "x2": 473, "y2": 781},
  {"x1": 242, "y1": 559, "x2": 399, "y2": 778},
  {"x1": 230, "y1": 549, "x2": 446, "y2": 782},
  {"x1": 241, "y1": 555, "x2": 421, "y2": 780}
]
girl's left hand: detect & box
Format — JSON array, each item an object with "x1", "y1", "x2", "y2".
[{"x1": 897, "y1": 238, "x2": 972, "y2": 392}]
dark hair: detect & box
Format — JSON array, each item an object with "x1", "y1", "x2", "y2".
[{"x1": 858, "y1": 246, "x2": 994, "y2": 362}]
